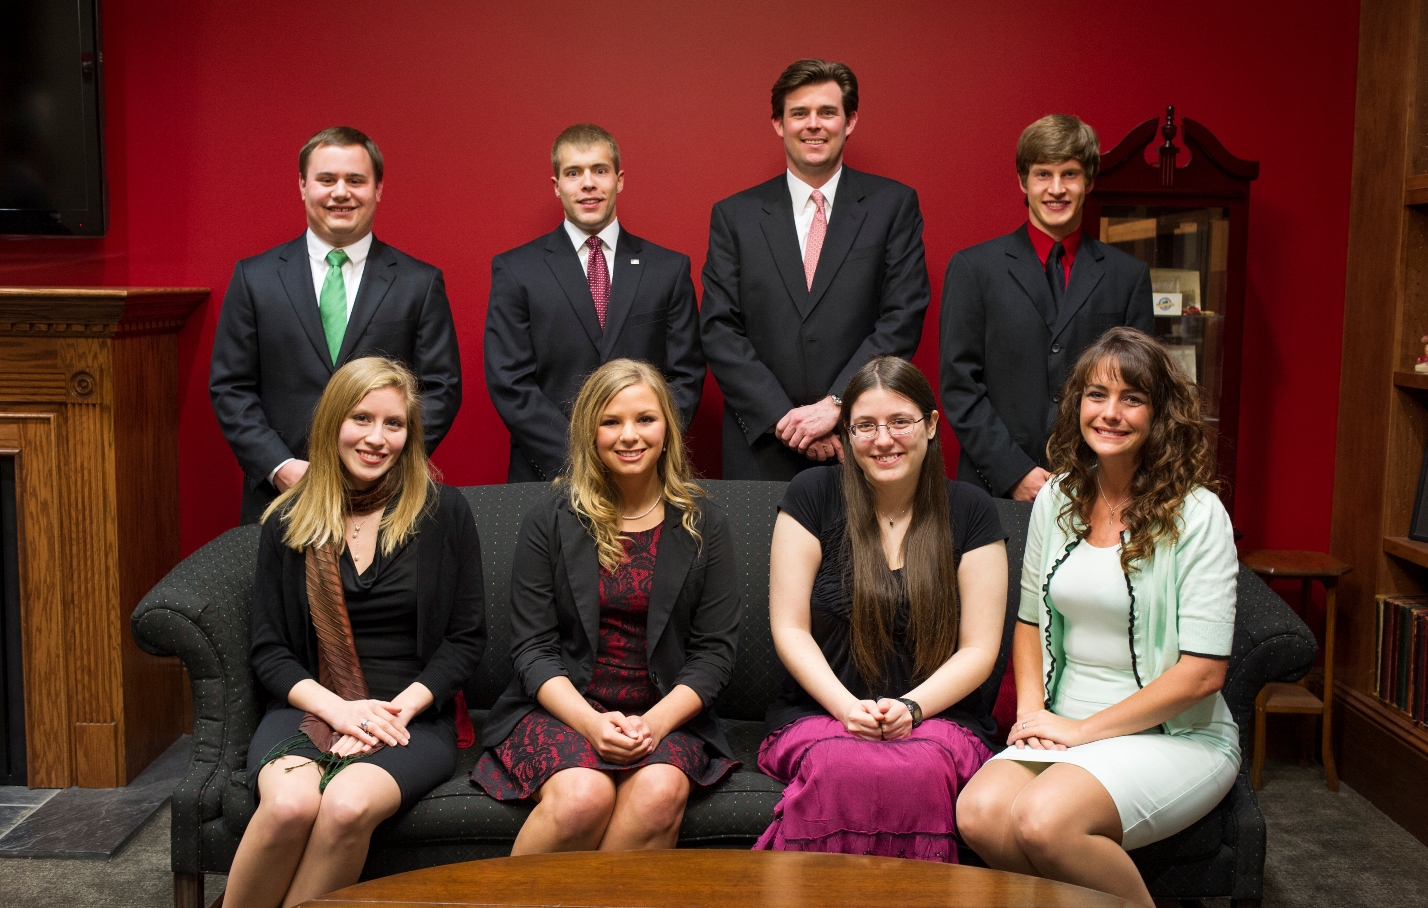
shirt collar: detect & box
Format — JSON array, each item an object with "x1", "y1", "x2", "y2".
[
  {"x1": 786, "y1": 167, "x2": 842, "y2": 213},
  {"x1": 1026, "y1": 221, "x2": 1082, "y2": 266},
  {"x1": 307, "y1": 229, "x2": 373, "y2": 268},
  {"x1": 564, "y1": 217, "x2": 620, "y2": 254}
]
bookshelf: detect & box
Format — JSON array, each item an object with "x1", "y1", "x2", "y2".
[{"x1": 1330, "y1": 0, "x2": 1428, "y2": 844}]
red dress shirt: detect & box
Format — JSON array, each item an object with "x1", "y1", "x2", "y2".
[{"x1": 1026, "y1": 222, "x2": 1082, "y2": 286}]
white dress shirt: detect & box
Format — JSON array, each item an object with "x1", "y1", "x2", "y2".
[
  {"x1": 786, "y1": 168, "x2": 842, "y2": 257},
  {"x1": 306, "y1": 229, "x2": 373, "y2": 318},
  {"x1": 563, "y1": 218, "x2": 620, "y2": 287}
]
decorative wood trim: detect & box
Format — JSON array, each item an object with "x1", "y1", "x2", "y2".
[{"x1": 0, "y1": 289, "x2": 206, "y2": 339}]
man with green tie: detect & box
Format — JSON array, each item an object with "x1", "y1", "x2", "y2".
[{"x1": 210, "y1": 126, "x2": 462, "y2": 522}]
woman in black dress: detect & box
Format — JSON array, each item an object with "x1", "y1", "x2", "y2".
[
  {"x1": 473, "y1": 358, "x2": 740, "y2": 852},
  {"x1": 226, "y1": 357, "x2": 485, "y2": 908}
]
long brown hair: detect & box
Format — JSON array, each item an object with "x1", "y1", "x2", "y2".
[
  {"x1": 839, "y1": 357, "x2": 960, "y2": 686},
  {"x1": 1045, "y1": 327, "x2": 1217, "y2": 572},
  {"x1": 557, "y1": 359, "x2": 704, "y2": 573},
  {"x1": 263, "y1": 357, "x2": 436, "y2": 554}
]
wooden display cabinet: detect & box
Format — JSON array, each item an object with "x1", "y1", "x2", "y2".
[
  {"x1": 1330, "y1": 0, "x2": 1428, "y2": 846},
  {"x1": 1084, "y1": 107, "x2": 1259, "y2": 515}
]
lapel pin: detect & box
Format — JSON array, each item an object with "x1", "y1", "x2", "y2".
[{"x1": 630, "y1": 259, "x2": 640, "y2": 265}]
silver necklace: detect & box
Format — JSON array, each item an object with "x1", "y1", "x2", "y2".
[
  {"x1": 622, "y1": 495, "x2": 663, "y2": 521},
  {"x1": 1097, "y1": 479, "x2": 1132, "y2": 526},
  {"x1": 350, "y1": 512, "x2": 376, "y2": 540},
  {"x1": 877, "y1": 503, "x2": 913, "y2": 529}
]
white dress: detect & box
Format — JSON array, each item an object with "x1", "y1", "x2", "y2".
[{"x1": 989, "y1": 541, "x2": 1239, "y2": 850}]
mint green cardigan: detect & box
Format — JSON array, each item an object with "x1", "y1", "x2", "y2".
[{"x1": 1018, "y1": 477, "x2": 1239, "y2": 742}]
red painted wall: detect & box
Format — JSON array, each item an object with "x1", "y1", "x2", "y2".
[{"x1": 0, "y1": 0, "x2": 1358, "y2": 559}]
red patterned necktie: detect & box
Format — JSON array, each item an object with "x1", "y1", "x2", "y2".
[
  {"x1": 804, "y1": 189, "x2": 827, "y2": 290},
  {"x1": 586, "y1": 235, "x2": 610, "y2": 328}
]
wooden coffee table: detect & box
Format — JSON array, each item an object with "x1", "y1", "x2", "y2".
[{"x1": 300, "y1": 850, "x2": 1137, "y2": 907}]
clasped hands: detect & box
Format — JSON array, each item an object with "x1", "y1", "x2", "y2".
[
  {"x1": 582, "y1": 710, "x2": 663, "y2": 764},
  {"x1": 842, "y1": 698, "x2": 916, "y2": 741},
  {"x1": 1006, "y1": 709, "x2": 1087, "y2": 751},
  {"x1": 325, "y1": 698, "x2": 412, "y2": 758},
  {"x1": 775, "y1": 397, "x2": 844, "y2": 463}
]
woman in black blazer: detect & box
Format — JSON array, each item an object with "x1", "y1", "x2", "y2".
[
  {"x1": 228, "y1": 357, "x2": 485, "y2": 908},
  {"x1": 473, "y1": 358, "x2": 741, "y2": 852}
]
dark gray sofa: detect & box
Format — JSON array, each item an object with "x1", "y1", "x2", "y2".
[{"x1": 131, "y1": 480, "x2": 1314, "y2": 908}]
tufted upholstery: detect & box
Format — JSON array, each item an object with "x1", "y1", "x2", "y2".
[{"x1": 132, "y1": 481, "x2": 1312, "y2": 906}]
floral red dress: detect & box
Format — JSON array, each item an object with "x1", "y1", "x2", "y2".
[{"x1": 473, "y1": 526, "x2": 738, "y2": 799}]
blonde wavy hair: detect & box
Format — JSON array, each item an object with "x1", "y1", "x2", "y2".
[
  {"x1": 557, "y1": 359, "x2": 703, "y2": 572},
  {"x1": 1045, "y1": 327, "x2": 1217, "y2": 573},
  {"x1": 263, "y1": 357, "x2": 437, "y2": 554}
]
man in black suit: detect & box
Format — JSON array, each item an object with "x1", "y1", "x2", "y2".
[
  {"x1": 211, "y1": 126, "x2": 462, "y2": 522},
  {"x1": 700, "y1": 59, "x2": 930, "y2": 480},
  {"x1": 940, "y1": 114, "x2": 1153, "y2": 500},
  {"x1": 484, "y1": 124, "x2": 704, "y2": 482}
]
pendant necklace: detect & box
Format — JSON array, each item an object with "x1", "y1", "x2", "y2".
[
  {"x1": 1097, "y1": 480, "x2": 1132, "y2": 526},
  {"x1": 622, "y1": 495, "x2": 664, "y2": 521},
  {"x1": 878, "y1": 503, "x2": 913, "y2": 529},
  {"x1": 350, "y1": 512, "x2": 375, "y2": 540}
]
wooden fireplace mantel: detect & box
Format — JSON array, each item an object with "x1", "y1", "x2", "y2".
[{"x1": 0, "y1": 287, "x2": 206, "y2": 787}]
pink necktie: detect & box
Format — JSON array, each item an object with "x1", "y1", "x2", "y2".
[
  {"x1": 586, "y1": 235, "x2": 610, "y2": 328},
  {"x1": 804, "y1": 189, "x2": 827, "y2": 290}
]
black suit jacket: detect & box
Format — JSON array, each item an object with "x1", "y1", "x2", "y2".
[
  {"x1": 210, "y1": 235, "x2": 462, "y2": 522},
  {"x1": 939, "y1": 225, "x2": 1154, "y2": 496},
  {"x1": 699, "y1": 168, "x2": 930, "y2": 480},
  {"x1": 481, "y1": 491, "x2": 741, "y2": 759},
  {"x1": 249, "y1": 484, "x2": 486, "y2": 710},
  {"x1": 484, "y1": 225, "x2": 704, "y2": 482}
]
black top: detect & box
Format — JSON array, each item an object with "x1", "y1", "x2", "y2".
[
  {"x1": 342, "y1": 535, "x2": 421, "y2": 701},
  {"x1": 766, "y1": 466, "x2": 1007, "y2": 746},
  {"x1": 250, "y1": 484, "x2": 486, "y2": 711}
]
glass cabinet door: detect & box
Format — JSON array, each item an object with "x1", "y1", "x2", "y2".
[{"x1": 1099, "y1": 205, "x2": 1230, "y2": 447}]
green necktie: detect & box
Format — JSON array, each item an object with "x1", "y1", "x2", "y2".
[{"x1": 319, "y1": 248, "x2": 350, "y2": 364}]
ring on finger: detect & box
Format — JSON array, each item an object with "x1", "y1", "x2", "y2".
[{"x1": 359, "y1": 720, "x2": 369, "y2": 732}]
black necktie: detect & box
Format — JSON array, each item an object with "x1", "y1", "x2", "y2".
[{"x1": 1046, "y1": 241, "x2": 1066, "y2": 309}]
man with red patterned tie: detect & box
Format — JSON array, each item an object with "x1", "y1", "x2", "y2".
[
  {"x1": 485, "y1": 124, "x2": 705, "y2": 482},
  {"x1": 699, "y1": 59, "x2": 931, "y2": 481}
]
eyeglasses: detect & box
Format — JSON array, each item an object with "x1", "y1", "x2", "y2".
[{"x1": 847, "y1": 416, "x2": 926, "y2": 439}]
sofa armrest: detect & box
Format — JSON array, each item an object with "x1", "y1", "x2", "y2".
[
  {"x1": 130, "y1": 525, "x2": 262, "y2": 874},
  {"x1": 1223, "y1": 565, "x2": 1319, "y2": 753}
]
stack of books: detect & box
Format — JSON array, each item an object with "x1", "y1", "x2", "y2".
[{"x1": 1376, "y1": 595, "x2": 1428, "y2": 722}]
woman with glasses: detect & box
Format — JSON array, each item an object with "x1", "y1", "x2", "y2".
[
  {"x1": 956, "y1": 329, "x2": 1238, "y2": 908},
  {"x1": 754, "y1": 356, "x2": 1008, "y2": 863},
  {"x1": 472, "y1": 359, "x2": 741, "y2": 852}
]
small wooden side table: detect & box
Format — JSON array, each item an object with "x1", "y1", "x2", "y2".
[{"x1": 1240, "y1": 549, "x2": 1351, "y2": 792}]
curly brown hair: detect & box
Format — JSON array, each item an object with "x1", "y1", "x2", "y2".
[{"x1": 1045, "y1": 327, "x2": 1217, "y2": 573}]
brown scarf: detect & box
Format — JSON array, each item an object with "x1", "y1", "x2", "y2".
[{"x1": 299, "y1": 482, "x2": 397, "y2": 752}]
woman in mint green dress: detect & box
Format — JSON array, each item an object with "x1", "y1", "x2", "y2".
[{"x1": 958, "y1": 327, "x2": 1239, "y2": 908}]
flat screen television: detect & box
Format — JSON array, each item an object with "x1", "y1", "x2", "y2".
[{"x1": 0, "y1": 0, "x2": 106, "y2": 237}]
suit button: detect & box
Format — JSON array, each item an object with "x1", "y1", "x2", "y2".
[
  {"x1": 1053, "y1": 393, "x2": 1061, "y2": 404},
  {"x1": 1051, "y1": 343, "x2": 1062, "y2": 354}
]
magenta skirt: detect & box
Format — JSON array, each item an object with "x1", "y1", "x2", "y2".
[{"x1": 753, "y1": 715, "x2": 992, "y2": 863}]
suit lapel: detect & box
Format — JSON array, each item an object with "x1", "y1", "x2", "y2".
[
  {"x1": 597, "y1": 229, "x2": 646, "y2": 360},
  {"x1": 544, "y1": 227, "x2": 604, "y2": 351},
  {"x1": 558, "y1": 505, "x2": 603, "y2": 654},
  {"x1": 1051, "y1": 235, "x2": 1107, "y2": 342},
  {"x1": 1005, "y1": 226, "x2": 1057, "y2": 330},
  {"x1": 277, "y1": 237, "x2": 337, "y2": 372},
  {"x1": 806, "y1": 168, "x2": 868, "y2": 312},
  {"x1": 646, "y1": 506, "x2": 695, "y2": 658},
  {"x1": 337, "y1": 237, "x2": 397, "y2": 364},
  {"x1": 758, "y1": 180, "x2": 815, "y2": 320}
]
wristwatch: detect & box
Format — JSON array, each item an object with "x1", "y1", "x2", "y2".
[{"x1": 895, "y1": 697, "x2": 924, "y2": 727}]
